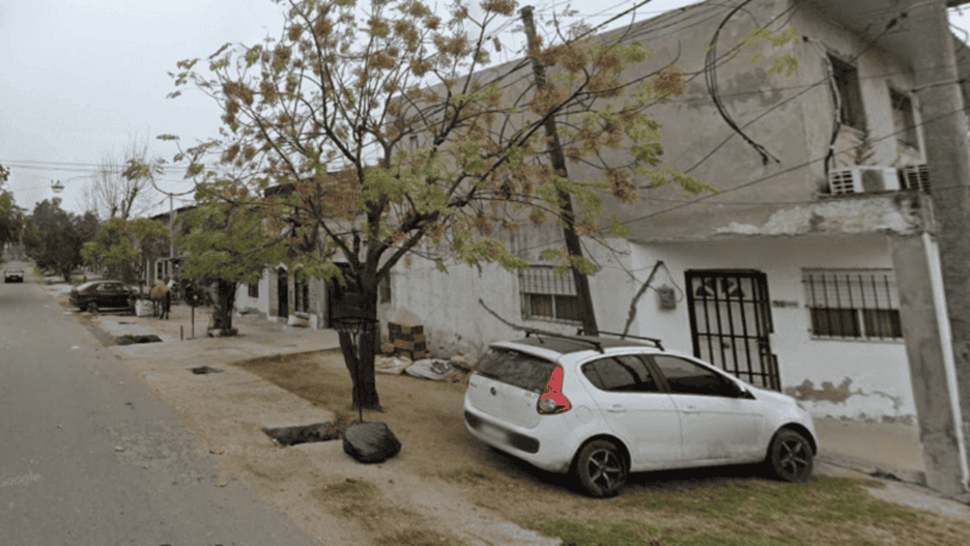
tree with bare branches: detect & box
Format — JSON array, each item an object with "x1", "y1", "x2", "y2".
[
  {"x1": 160, "y1": 0, "x2": 797, "y2": 411},
  {"x1": 83, "y1": 135, "x2": 164, "y2": 221}
]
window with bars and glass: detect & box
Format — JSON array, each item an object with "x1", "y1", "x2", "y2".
[
  {"x1": 802, "y1": 268, "x2": 902, "y2": 340},
  {"x1": 519, "y1": 265, "x2": 583, "y2": 323}
]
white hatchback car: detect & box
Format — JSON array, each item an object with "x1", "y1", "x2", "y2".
[{"x1": 463, "y1": 330, "x2": 817, "y2": 497}]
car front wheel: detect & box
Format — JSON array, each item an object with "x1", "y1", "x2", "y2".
[
  {"x1": 573, "y1": 439, "x2": 627, "y2": 498},
  {"x1": 87, "y1": 302, "x2": 98, "y2": 314},
  {"x1": 766, "y1": 429, "x2": 814, "y2": 482}
]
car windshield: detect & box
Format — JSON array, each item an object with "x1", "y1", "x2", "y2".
[{"x1": 476, "y1": 348, "x2": 557, "y2": 394}]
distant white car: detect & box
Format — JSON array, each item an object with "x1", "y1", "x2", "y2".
[
  {"x1": 3, "y1": 266, "x2": 24, "y2": 283},
  {"x1": 463, "y1": 330, "x2": 817, "y2": 497}
]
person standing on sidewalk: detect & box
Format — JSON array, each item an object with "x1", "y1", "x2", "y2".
[{"x1": 160, "y1": 277, "x2": 172, "y2": 320}]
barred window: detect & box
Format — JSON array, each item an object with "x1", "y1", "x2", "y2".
[
  {"x1": 248, "y1": 272, "x2": 259, "y2": 299},
  {"x1": 519, "y1": 265, "x2": 582, "y2": 323},
  {"x1": 802, "y1": 268, "x2": 902, "y2": 340},
  {"x1": 890, "y1": 88, "x2": 919, "y2": 150}
]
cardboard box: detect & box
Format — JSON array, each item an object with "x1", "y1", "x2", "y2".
[
  {"x1": 390, "y1": 332, "x2": 428, "y2": 343},
  {"x1": 389, "y1": 321, "x2": 424, "y2": 337},
  {"x1": 393, "y1": 340, "x2": 427, "y2": 352}
]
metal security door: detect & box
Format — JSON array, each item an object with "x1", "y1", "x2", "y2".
[{"x1": 685, "y1": 270, "x2": 780, "y2": 391}]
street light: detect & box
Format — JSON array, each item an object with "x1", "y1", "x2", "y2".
[{"x1": 51, "y1": 180, "x2": 64, "y2": 193}]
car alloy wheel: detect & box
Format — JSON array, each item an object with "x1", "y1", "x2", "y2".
[
  {"x1": 767, "y1": 429, "x2": 814, "y2": 482},
  {"x1": 87, "y1": 302, "x2": 98, "y2": 314},
  {"x1": 574, "y1": 439, "x2": 627, "y2": 498}
]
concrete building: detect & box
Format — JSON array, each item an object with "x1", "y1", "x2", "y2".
[
  {"x1": 386, "y1": 0, "x2": 970, "y2": 435},
  {"x1": 146, "y1": 205, "x2": 195, "y2": 287}
]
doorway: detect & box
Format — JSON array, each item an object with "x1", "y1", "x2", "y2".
[
  {"x1": 277, "y1": 267, "x2": 288, "y2": 319},
  {"x1": 684, "y1": 270, "x2": 780, "y2": 391}
]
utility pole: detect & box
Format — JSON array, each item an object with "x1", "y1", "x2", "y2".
[
  {"x1": 169, "y1": 193, "x2": 175, "y2": 277},
  {"x1": 520, "y1": 5, "x2": 599, "y2": 336},
  {"x1": 906, "y1": 0, "x2": 970, "y2": 497}
]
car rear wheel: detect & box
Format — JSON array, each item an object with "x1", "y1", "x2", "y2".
[
  {"x1": 766, "y1": 429, "x2": 814, "y2": 482},
  {"x1": 573, "y1": 439, "x2": 627, "y2": 498}
]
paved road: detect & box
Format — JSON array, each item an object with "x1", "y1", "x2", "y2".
[{"x1": 0, "y1": 265, "x2": 319, "y2": 546}]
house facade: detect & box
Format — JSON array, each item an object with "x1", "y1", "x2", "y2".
[
  {"x1": 386, "y1": 0, "x2": 968, "y2": 430},
  {"x1": 146, "y1": 205, "x2": 195, "y2": 287}
]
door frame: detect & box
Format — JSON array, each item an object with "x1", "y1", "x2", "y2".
[
  {"x1": 277, "y1": 266, "x2": 288, "y2": 318},
  {"x1": 684, "y1": 269, "x2": 780, "y2": 391}
]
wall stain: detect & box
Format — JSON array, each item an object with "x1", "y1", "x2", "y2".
[{"x1": 785, "y1": 377, "x2": 904, "y2": 411}]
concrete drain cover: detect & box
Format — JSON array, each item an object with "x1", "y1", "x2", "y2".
[
  {"x1": 264, "y1": 422, "x2": 353, "y2": 446},
  {"x1": 189, "y1": 366, "x2": 224, "y2": 375},
  {"x1": 116, "y1": 334, "x2": 163, "y2": 345}
]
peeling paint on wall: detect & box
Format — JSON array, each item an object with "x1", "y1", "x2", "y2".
[{"x1": 785, "y1": 377, "x2": 906, "y2": 412}]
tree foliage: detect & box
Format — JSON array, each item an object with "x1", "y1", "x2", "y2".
[
  {"x1": 82, "y1": 217, "x2": 170, "y2": 292},
  {"x1": 175, "y1": 180, "x2": 290, "y2": 333},
  {"x1": 0, "y1": 164, "x2": 25, "y2": 253},
  {"x1": 163, "y1": 0, "x2": 798, "y2": 410},
  {"x1": 23, "y1": 198, "x2": 100, "y2": 282}
]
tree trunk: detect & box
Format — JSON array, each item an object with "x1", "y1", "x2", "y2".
[
  {"x1": 212, "y1": 279, "x2": 237, "y2": 333},
  {"x1": 337, "y1": 283, "x2": 382, "y2": 412}
]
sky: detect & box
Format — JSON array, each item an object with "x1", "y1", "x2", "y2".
[{"x1": 3, "y1": 0, "x2": 970, "y2": 219}]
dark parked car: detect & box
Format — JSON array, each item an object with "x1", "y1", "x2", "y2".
[
  {"x1": 69, "y1": 281, "x2": 136, "y2": 313},
  {"x1": 4, "y1": 267, "x2": 24, "y2": 283}
]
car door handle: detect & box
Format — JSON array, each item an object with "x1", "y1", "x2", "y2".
[
  {"x1": 681, "y1": 406, "x2": 701, "y2": 414},
  {"x1": 606, "y1": 404, "x2": 626, "y2": 413}
]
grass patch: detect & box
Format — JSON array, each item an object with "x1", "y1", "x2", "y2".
[
  {"x1": 540, "y1": 476, "x2": 941, "y2": 546},
  {"x1": 251, "y1": 353, "x2": 283, "y2": 364},
  {"x1": 536, "y1": 519, "x2": 666, "y2": 546}
]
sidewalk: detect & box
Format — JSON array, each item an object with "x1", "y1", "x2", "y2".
[
  {"x1": 815, "y1": 417, "x2": 928, "y2": 485},
  {"x1": 42, "y1": 280, "x2": 560, "y2": 546},
  {"x1": 40, "y1": 279, "x2": 970, "y2": 526},
  {"x1": 45, "y1": 280, "x2": 340, "y2": 363}
]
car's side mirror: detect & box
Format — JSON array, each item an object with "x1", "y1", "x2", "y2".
[
  {"x1": 733, "y1": 382, "x2": 752, "y2": 398},
  {"x1": 724, "y1": 380, "x2": 748, "y2": 398}
]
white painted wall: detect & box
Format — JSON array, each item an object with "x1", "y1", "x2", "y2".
[
  {"x1": 234, "y1": 266, "x2": 270, "y2": 318},
  {"x1": 627, "y1": 233, "x2": 916, "y2": 423},
  {"x1": 388, "y1": 232, "x2": 638, "y2": 361}
]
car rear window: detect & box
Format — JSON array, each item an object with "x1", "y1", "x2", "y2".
[{"x1": 475, "y1": 348, "x2": 557, "y2": 394}]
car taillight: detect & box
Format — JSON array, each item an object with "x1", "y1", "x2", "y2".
[{"x1": 537, "y1": 366, "x2": 570, "y2": 414}]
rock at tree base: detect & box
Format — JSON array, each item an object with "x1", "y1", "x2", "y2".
[{"x1": 342, "y1": 421, "x2": 402, "y2": 463}]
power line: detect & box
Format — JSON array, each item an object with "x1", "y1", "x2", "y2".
[{"x1": 621, "y1": 104, "x2": 969, "y2": 228}]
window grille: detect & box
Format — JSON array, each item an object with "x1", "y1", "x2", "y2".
[
  {"x1": 830, "y1": 55, "x2": 866, "y2": 130},
  {"x1": 890, "y1": 88, "x2": 919, "y2": 150},
  {"x1": 519, "y1": 265, "x2": 582, "y2": 323},
  {"x1": 802, "y1": 268, "x2": 902, "y2": 340}
]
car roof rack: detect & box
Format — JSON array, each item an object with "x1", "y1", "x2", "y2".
[
  {"x1": 523, "y1": 327, "x2": 605, "y2": 353},
  {"x1": 575, "y1": 328, "x2": 664, "y2": 351}
]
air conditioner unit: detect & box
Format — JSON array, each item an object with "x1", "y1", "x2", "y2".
[
  {"x1": 898, "y1": 163, "x2": 929, "y2": 192},
  {"x1": 827, "y1": 166, "x2": 900, "y2": 195}
]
